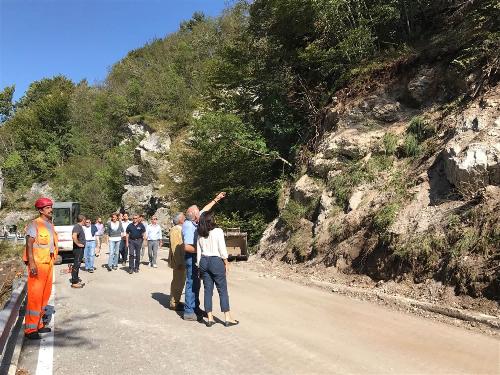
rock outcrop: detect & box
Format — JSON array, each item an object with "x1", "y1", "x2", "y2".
[
  {"x1": 443, "y1": 86, "x2": 500, "y2": 193},
  {"x1": 120, "y1": 125, "x2": 173, "y2": 223},
  {"x1": 258, "y1": 65, "x2": 499, "y2": 300}
]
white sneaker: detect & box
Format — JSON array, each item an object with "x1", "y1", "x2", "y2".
[{"x1": 153, "y1": 264, "x2": 158, "y2": 268}]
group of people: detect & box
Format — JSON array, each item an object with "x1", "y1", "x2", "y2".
[
  {"x1": 168, "y1": 192, "x2": 238, "y2": 327},
  {"x1": 69, "y1": 212, "x2": 164, "y2": 288},
  {"x1": 23, "y1": 192, "x2": 237, "y2": 340}
]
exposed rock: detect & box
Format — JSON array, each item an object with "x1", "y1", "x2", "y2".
[
  {"x1": 442, "y1": 87, "x2": 500, "y2": 193},
  {"x1": 362, "y1": 95, "x2": 402, "y2": 122},
  {"x1": 407, "y1": 67, "x2": 437, "y2": 104},
  {"x1": 443, "y1": 143, "x2": 500, "y2": 191},
  {"x1": 292, "y1": 175, "x2": 322, "y2": 204},
  {"x1": 309, "y1": 154, "x2": 342, "y2": 177},
  {"x1": 152, "y1": 207, "x2": 173, "y2": 231},
  {"x1": 372, "y1": 102, "x2": 401, "y2": 122},
  {"x1": 124, "y1": 165, "x2": 143, "y2": 185},
  {"x1": 316, "y1": 128, "x2": 385, "y2": 162},
  {"x1": 134, "y1": 132, "x2": 172, "y2": 176},
  {"x1": 125, "y1": 122, "x2": 150, "y2": 138},
  {"x1": 258, "y1": 218, "x2": 290, "y2": 260},
  {"x1": 348, "y1": 189, "x2": 365, "y2": 212},
  {"x1": 315, "y1": 191, "x2": 335, "y2": 233},
  {"x1": 138, "y1": 132, "x2": 171, "y2": 153},
  {"x1": 121, "y1": 185, "x2": 154, "y2": 214},
  {"x1": 27, "y1": 183, "x2": 54, "y2": 201},
  {"x1": 1, "y1": 211, "x2": 33, "y2": 226}
]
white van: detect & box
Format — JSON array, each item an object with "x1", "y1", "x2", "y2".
[{"x1": 52, "y1": 202, "x2": 80, "y2": 264}]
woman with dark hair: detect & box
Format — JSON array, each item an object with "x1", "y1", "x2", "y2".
[{"x1": 197, "y1": 211, "x2": 238, "y2": 327}]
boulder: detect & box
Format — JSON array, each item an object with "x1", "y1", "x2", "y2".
[
  {"x1": 292, "y1": 175, "x2": 322, "y2": 204},
  {"x1": 124, "y1": 165, "x2": 143, "y2": 185},
  {"x1": 125, "y1": 122, "x2": 150, "y2": 138},
  {"x1": 138, "y1": 132, "x2": 171, "y2": 153},
  {"x1": 348, "y1": 189, "x2": 365, "y2": 212},
  {"x1": 152, "y1": 207, "x2": 173, "y2": 231},
  {"x1": 443, "y1": 142, "x2": 500, "y2": 190},
  {"x1": 121, "y1": 185, "x2": 154, "y2": 214},
  {"x1": 317, "y1": 128, "x2": 385, "y2": 161},
  {"x1": 442, "y1": 85, "x2": 500, "y2": 193},
  {"x1": 407, "y1": 67, "x2": 437, "y2": 104},
  {"x1": 362, "y1": 95, "x2": 401, "y2": 123},
  {"x1": 372, "y1": 102, "x2": 401, "y2": 122}
]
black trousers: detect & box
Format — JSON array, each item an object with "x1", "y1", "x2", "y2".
[
  {"x1": 71, "y1": 247, "x2": 83, "y2": 284},
  {"x1": 119, "y1": 239, "x2": 128, "y2": 262},
  {"x1": 128, "y1": 238, "x2": 143, "y2": 271}
]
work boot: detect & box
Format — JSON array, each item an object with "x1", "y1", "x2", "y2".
[
  {"x1": 71, "y1": 282, "x2": 85, "y2": 289},
  {"x1": 38, "y1": 327, "x2": 51, "y2": 333},
  {"x1": 25, "y1": 332, "x2": 41, "y2": 340}
]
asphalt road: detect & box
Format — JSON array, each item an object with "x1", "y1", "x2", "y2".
[{"x1": 17, "y1": 246, "x2": 500, "y2": 375}]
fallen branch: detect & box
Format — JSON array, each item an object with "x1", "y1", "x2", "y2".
[{"x1": 233, "y1": 140, "x2": 292, "y2": 167}]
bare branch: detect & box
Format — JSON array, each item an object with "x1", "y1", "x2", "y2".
[{"x1": 232, "y1": 140, "x2": 292, "y2": 167}]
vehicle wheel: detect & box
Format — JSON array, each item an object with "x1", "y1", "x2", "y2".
[{"x1": 55, "y1": 255, "x2": 63, "y2": 265}]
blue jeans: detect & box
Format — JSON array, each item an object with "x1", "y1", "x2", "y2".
[
  {"x1": 108, "y1": 240, "x2": 121, "y2": 267},
  {"x1": 199, "y1": 256, "x2": 230, "y2": 312},
  {"x1": 184, "y1": 253, "x2": 200, "y2": 315},
  {"x1": 84, "y1": 241, "x2": 96, "y2": 270}
]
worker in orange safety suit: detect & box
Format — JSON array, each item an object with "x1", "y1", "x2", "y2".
[{"x1": 23, "y1": 197, "x2": 58, "y2": 340}]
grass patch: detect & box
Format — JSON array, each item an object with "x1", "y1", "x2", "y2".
[
  {"x1": 402, "y1": 133, "x2": 421, "y2": 157},
  {"x1": 328, "y1": 161, "x2": 375, "y2": 208},
  {"x1": 382, "y1": 133, "x2": 398, "y2": 155},
  {"x1": 407, "y1": 116, "x2": 436, "y2": 142},
  {"x1": 0, "y1": 242, "x2": 24, "y2": 262},
  {"x1": 281, "y1": 199, "x2": 316, "y2": 231},
  {"x1": 373, "y1": 202, "x2": 400, "y2": 234},
  {"x1": 392, "y1": 233, "x2": 446, "y2": 276}
]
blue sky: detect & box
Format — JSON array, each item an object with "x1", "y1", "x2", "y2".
[{"x1": 0, "y1": 0, "x2": 228, "y2": 100}]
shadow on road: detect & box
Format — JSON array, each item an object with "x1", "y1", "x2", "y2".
[{"x1": 151, "y1": 292, "x2": 186, "y2": 320}]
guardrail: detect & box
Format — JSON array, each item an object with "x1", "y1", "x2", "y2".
[{"x1": 0, "y1": 278, "x2": 26, "y2": 359}]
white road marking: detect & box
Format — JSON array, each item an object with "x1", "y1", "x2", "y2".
[{"x1": 35, "y1": 269, "x2": 55, "y2": 375}]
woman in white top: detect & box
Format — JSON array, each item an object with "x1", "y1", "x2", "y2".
[{"x1": 197, "y1": 211, "x2": 238, "y2": 327}]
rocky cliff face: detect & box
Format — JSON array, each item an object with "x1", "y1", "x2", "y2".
[
  {"x1": 120, "y1": 122, "x2": 174, "y2": 230},
  {"x1": 258, "y1": 64, "x2": 500, "y2": 300}
]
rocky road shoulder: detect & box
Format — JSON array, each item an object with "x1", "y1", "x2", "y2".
[{"x1": 235, "y1": 257, "x2": 500, "y2": 337}]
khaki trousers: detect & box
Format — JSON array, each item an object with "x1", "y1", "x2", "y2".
[{"x1": 169, "y1": 267, "x2": 186, "y2": 308}]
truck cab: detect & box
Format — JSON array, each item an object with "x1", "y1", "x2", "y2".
[{"x1": 53, "y1": 202, "x2": 80, "y2": 262}]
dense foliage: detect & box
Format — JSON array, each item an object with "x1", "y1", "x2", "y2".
[{"x1": 1, "y1": 0, "x2": 497, "y2": 241}]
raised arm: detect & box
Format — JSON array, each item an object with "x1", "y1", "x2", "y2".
[{"x1": 201, "y1": 192, "x2": 226, "y2": 213}]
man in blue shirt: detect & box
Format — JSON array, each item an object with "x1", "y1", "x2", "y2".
[{"x1": 182, "y1": 192, "x2": 226, "y2": 321}]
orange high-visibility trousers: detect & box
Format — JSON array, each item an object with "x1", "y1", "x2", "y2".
[{"x1": 24, "y1": 262, "x2": 53, "y2": 334}]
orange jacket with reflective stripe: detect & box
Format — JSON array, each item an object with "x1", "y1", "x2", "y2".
[{"x1": 23, "y1": 218, "x2": 58, "y2": 264}]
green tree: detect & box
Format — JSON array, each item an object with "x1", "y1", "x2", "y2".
[{"x1": 0, "y1": 85, "x2": 15, "y2": 123}]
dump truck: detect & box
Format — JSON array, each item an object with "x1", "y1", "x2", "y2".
[
  {"x1": 224, "y1": 227, "x2": 248, "y2": 261},
  {"x1": 52, "y1": 201, "x2": 81, "y2": 264}
]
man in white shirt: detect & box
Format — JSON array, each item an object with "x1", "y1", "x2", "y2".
[
  {"x1": 145, "y1": 216, "x2": 162, "y2": 268},
  {"x1": 119, "y1": 213, "x2": 132, "y2": 265},
  {"x1": 83, "y1": 219, "x2": 97, "y2": 273}
]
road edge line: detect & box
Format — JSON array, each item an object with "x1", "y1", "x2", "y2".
[{"x1": 35, "y1": 271, "x2": 55, "y2": 375}]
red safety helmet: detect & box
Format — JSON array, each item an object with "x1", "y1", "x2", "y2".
[{"x1": 34, "y1": 197, "x2": 53, "y2": 209}]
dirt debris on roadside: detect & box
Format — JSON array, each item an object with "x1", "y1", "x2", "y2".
[{"x1": 236, "y1": 257, "x2": 500, "y2": 337}]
